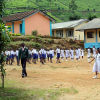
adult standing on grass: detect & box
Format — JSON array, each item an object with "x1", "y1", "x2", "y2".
[{"x1": 18, "y1": 43, "x2": 29, "y2": 78}]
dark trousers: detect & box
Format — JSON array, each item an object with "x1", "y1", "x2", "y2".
[{"x1": 21, "y1": 58, "x2": 27, "y2": 76}]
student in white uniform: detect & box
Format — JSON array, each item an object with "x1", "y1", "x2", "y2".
[
  {"x1": 70, "y1": 47, "x2": 74, "y2": 61},
  {"x1": 89, "y1": 48, "x2": 100, "y2": 79},
  {"x1": 44, "y1": 48, "x2": 46, "y2": 63},
  {"x1": 75, "y1": 48, "x2": 79, "y2": 61},
  {"x1": 36, "y1": 50, "x2": 38, "y2": 62},
  {"x1": 61, "y1": 48, "x2": 64, "y2": 61},
  {"x1": 78, "y1": 47, "x2": 81, "y2": 60},
  {"x1": 93, "y1": 46, "x2": 96, "y2": 57},
  {"x1": 11, "y1": 49, "x2": 15, "y2": 65},
  {"x1": 40, "y1": 47, "x2": 45, "y2": 64},
  {"x1": 32, "y1": 47, "x2": 37, "y2": 64},
  {"x1": 8, "y1": 49, "x2": 11, "y2": 65},
  {"x1": 47, "y1": 49, "x2": 50, "y2": 62},
  {"x1": 81, "y1": 48, "x2": 84, "y2": 60},
  {"x1": 56, "y1": 46, "x2": 61, "y2": 63},
  {"x1": 16, "y1": 48, "x2": 20, "y2": 66},
  {"x1": 87, "y1": 47, "x2": 91, "y2": 62},
  {"x1": 65, "y1": 48, "x2": 69, "y2": 61},
  {"x1": 5, "y1": 50, "x2": 9, "y2": 65},
  {"x1": 49, "y1": 48, "x2": 53, "y2": 63},
  {"x1": 28, "y1": 48, "x2": 32, "y2": 64},
  {"x1": 52, "y1": 48, "x2": 54, "y2": 59}
]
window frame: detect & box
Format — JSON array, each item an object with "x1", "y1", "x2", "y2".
[{"x1": 87, "y1": 31, "x2": 94, "y2": 38}]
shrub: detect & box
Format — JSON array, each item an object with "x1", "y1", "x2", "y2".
[
  {"x1": 32, "y1": 30, "x2": 38, "y2": 36},
  {"x1": 11, "y1": 33, "x2": 21, "y2": 36},
  {"x1": 80, "y1": 41, "x2": 84, "y2": 43},
  {"x1": 68, "y1": 39, "x2": 76, "y2": 44}
]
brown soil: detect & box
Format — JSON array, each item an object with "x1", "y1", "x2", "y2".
[{"x1": 4, "y1": 56, "x2": 100, "y2": 100}]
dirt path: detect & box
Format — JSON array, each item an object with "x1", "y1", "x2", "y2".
[{"x1": 3, "y1": 56, "x2": 100, "y2": 100}]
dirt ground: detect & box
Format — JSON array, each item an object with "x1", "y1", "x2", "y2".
[{"x1": 3, "y1": 56, "x2": 100, "y2": 100}]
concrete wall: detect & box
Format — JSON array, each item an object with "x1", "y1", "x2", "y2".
[
  {"x1": 14, "y1": 21, "x2": 22, "y2": 33},
  {"x1": 74, "y1": 21, "x2": 88, "y2": 40},
  {"x1": 25, "y1": 12, "x2": 50, "y2": 35}
]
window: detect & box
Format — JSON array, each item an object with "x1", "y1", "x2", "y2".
[
  {"x1": 87, "y1": 31, "x2": 94, "y2": 38},
  {"x1": 66, "y1": 30, "x2": 73, "y2": 37},
  {"x1": 99, "y1": 31, "x2": 100, "y2": 37},
  {"x1": 8, "y1": 25, "x2": 11, "y2": 32},
  {"x1": 56, "y1": 30, "x2": 63, "y2": 37}
]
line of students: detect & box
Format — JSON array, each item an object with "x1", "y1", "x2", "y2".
[{"x1": 3, "y1": 46, "x2": 100, "y2": 66}]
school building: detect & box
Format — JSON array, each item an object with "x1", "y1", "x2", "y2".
[
  {"x1": 52, "y1": 19, "x2": 88, "y2": 40},
  {"x1": 76, "y1": 18, "x2": 100, "y2": 49},
  {"x1": 2, "y1": 10, "x2": 55, "y2": 36}
]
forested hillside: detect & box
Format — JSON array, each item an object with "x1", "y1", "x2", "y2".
[{"x1": 5, "y1": 0, "x2": 100, "y2": 22}]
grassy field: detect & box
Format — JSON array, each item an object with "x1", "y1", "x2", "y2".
[{"x1": 0, "y1": 79, "x2": 78, "y2": 100}]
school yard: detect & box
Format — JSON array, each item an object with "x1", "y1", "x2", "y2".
[{"x1": 0, "y1": 56, "x2": 100, "y2": 100}]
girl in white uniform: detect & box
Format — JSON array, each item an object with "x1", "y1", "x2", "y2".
[
  {"x1": 81, "y1": 48, "x2": 84, "y2": 60},
  {"x1": 70, "y1": 47, "x2": 74, "y2": 61},
  {"x1": 89, "y1": 49, "x2": 100, "y2": 79},
  {"x1": 93, "y1": 46, "x2": 96, "y2": 57},
  {"x1": 87, "y1": 47, "x2": 91, "y2": 62},
  {"x1": 65, "y1": 48, "x2": 69, "y2": 61},
  {"x1": 75, "y1": 48, "x2": 79, "y2": 61},
  {"x1": 61, "y1": 48, "x2": 64, "y2": 61},
  {"x1": 78, "y1": 47, "x2": 81, "y2": 60}
]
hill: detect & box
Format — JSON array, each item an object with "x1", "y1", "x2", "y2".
[{"x1": 5, "y1": 0, "x2": 100, "y2": 22}]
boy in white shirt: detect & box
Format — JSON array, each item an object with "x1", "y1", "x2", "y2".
[
  {"x1": 56, "y1": 46, "x2": 61, "y2": 63},
  {"x1": 32, "y1": 47, "x2": 37, "y2": 64},
  {"x1": 49, "y1": 48, "x2": 53, "y2": 63},
  {"x1": 16, "y1": 48, "x2": 20, "y2": 66}
]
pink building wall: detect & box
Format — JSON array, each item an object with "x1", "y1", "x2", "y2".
[
  {"x1": 5, "y1": 23, "x2": 12, "y2": 33},
  {"x1": 25, "y1": 12, "x2": 50, "y2": 35},
  {"x1": 14, "y1": 21, "x2": 22, "y2": 33}
]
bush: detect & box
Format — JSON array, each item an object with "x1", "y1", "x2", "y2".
[
  {"x1": 32, "y1": 30, "x2": 38, "y2": 36},
  {"x1": 80, "y1": 41, "x2": 84, "y2": 43},
  {"x1": 11, "y1": 33, "x2": 21, "y2": 36},
  {"x1": 68, "y1": 39, "x2": 76, "y2": 44}
]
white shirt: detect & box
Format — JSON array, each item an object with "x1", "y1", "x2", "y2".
[
  {"x1": 5, "y1": 51, "x2": 8, "y2": 55},
  {"x1": 11, "y1": 50, "x2": 14, "y2": 55},
  {"x1": 49, "y1": 50, "x2": 52, "y2": 54},
  {"x1": 40, "y1": 49, "x2": 45, "y2": 54},
  {"x1": 16, "y1": 50, "x2": 19, "y2": 56},
  {"x1": 8, "y1": 51, "x2": 11, "y2": 56},
  {"x1": 47, "y1": 51, "x2": 50, "y2": 54},
  {"x1": 56, "y1": 48, "x2": 60, "y2": 53},
  {"x1": 32, "y1": 49, "x2": 36, "y2": 54}
]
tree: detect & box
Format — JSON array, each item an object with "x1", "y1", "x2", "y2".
[
  {"x1": 69, "y1": 0, "x2": 78, "y2": 11},
  {"x1": 0, "y1": 0, "x2": 11, "y2": 88},
  {"x1": 69, "y1": 13, "x2": 80, "y2": 21},
  {"x1": 88, "y1": 14, "x2": 97, "y2": 21}
]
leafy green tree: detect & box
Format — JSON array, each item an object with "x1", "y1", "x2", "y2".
[
  {"x1": 69, "y1": 0, "x2": 78, "y2": 11},
  {"x1": 88, "y1": 14, "x2": 97, "y2": 20},
  {"x1": 0, "y1": 0, "x2": 11, "y2": 88}
]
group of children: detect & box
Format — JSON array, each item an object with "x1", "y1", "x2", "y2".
[
  {"x1": 3, "y1": 46, "x2": 86, "y2": 65},
  {"x1": 3, "y1": 46, "x2": 100, "y2": 66}
]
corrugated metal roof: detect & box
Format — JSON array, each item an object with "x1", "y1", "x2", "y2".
[
  {"x1": 76, "y1": 18, "x2": 100, "y2": 31},
  {"x1": 52, "y1": 19, "x2": 88, "y2": 30}
]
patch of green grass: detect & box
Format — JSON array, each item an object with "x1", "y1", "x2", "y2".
[{"x1": 0, "y1": 79, "x2": 78, "y2": 100}]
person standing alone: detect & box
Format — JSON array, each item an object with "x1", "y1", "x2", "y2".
[{"x1": 18, "y1": 43, "x2": 29, "y2": 78}]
